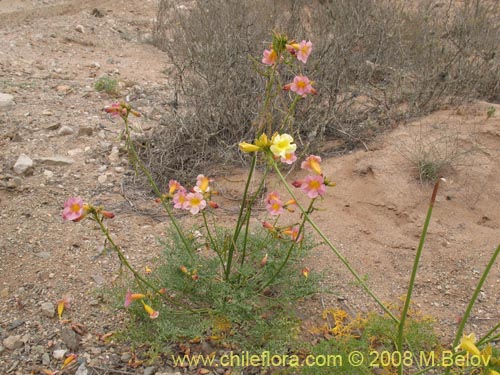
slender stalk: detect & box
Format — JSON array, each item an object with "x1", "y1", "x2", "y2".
[
  {"x1": 272, "y1": 161, "x2": 399, "y2": 323},
  {"x1": 478, "y1": 320, "x2": 500, "y2": 345},
  {"x1": 259, "y1": 200, "x2": 313, "y2": 291},
  {"x1": 397, "y1": 179, "x2": 443, "y2": 375},
  {"x1": 123, "y1": 116, "x2": 193, "y2": 260},
  {"x1": 93, "y1": 212, "x2": 198, "y2": 312},
  {"x1": 202, "y1": 211, "x2": 226, "y2": 275},
  {"x1": 225, "y1": 154, "x2": 257, "y2": 280},
  {"x1": 451, "y1": 243, "x2": 500, "y2": 349}
]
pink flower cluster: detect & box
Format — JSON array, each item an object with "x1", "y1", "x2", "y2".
[
  {"x1": 292, "y1": 155, "x2": 332, "y2": 199},
  {"x1": 168, "y1": 175, "x2": 217, "y2": 215},
  {"x1": 262, "y1": 39, "x2": 313, "y2": 66},
  {"x1": 265, "y1": 191, "x2": 296, "y2": 216}
]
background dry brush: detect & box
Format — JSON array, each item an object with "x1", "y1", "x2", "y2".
[{"x1": 142, "y1": 0, "x2": 500, "y2": 185}]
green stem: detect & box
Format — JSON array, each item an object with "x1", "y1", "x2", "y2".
[
  {"x1": 272, "y1": 161, "x2": 399, "y2": 323},
  {"x1": 451, "y1": 243, "x2": 500, "y2": 349},
  {"x1": 93, "y1": 212, "x2": 198, "y2": 312},
  {"x1": 280, "y1": 95, "x2": 300, "y2": 133},
  {"x1": 225, "y1": 154, "x2": 257, "y2": 280},
  {"x1": 123, "y1": 116, "x2": 193, "y2": 260},
  {"x1": 397, "y1": 179, "x2": 442, "y2": 375},
  {"x1": 260, "y1": 200, "x2": 313, "y2": 291},
  {"x1": 478, "y1": 320, "x2": 500, "y2": 345},
  {"x1": 202, "y1": 211, "x2": 226, "y2": 275}
]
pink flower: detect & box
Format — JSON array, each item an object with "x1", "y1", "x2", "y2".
[
  {"x1": 62, "y1": 197, "x2": 86, "y2": 222},
  {"x1": 281, "y1": 152, "x2": 297, "y2": 164},
  {"x1": 173, "y1": 190, "x2": 188, "y2": 209},
  {"x1": 301, "y1": 155, "x2": 322, "y2": 175},
  {"x1": 184, "y1": 192, "x2": 207, "y2": 215},
  {"x1": 290, "y1": 75, "x2": 315, "y2": 97},
  {"x1": 300, "y1": 175, "x2": 326, "y2": 198},
  {"x1": 266, "y1": 199, "x2": 284, "y2": 216},
  {"x1": 262, "y1": 49, "x2": 277, "y2": 65},
  {"x1": 296, "y1": 40, "x2": 312, "y2": 63},
  {"x1": 193, "y1": 174, "x2": 211, "y2": 194},
  {"x1": 283, "y1": 226, "x2": 303, "y2": 242},
  {"x1": 168, "y1": 179, "x2": 183, "y2": 195},
  {"x1": 265, "y1": 191, "x2": 281, "y2": 204}
]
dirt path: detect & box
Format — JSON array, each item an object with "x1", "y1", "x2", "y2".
[{"x1": 1, "y1": 1, "x2": 499, "y2": 374}]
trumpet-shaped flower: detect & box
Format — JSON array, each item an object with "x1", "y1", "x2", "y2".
[
  {"x1": 173, "y1": 190, "x2": 188, "y2": 209},
  {"x1": 289, "y1": 75, "x2": 315, "y2": 97},
  {"x1": 62, "y1": 197, "x2": 86, "y2": 222},
  {"x1": 262, "y1": 49, "x2": 277, "y2": 65},
  {"x1": 239, "y1": 142, "x2": 261, "y2": 153},
  {"x1": 194, "y1": 174, "x2": 211, "y2": 194},
  {"x1": 265, "y1": 191, "x2": 281, "y2": 204},
  {"x1": 266, "y1": 199, "x2": 284, "y2": 216},
  {"x1": 281, "y1": 152, "x2": 297, "y2": 164},
  {"x1": 270, "y1": 133, "x2": 296, "y2": 158},
  {"x1": 301, "y1": 175, "x2": 326, "y2": 198},
  {"x1": 141, "y1": 300, "x2": 159, "y2": 319},
  {"x1": 124, "y1": 290, "x2": 146, "y2": 307},
  {"x1": 168, "y1": 179, "x2": 183, "y2": 195},
  {"x1": 302, "y1": 267, "x2": 310, "y2": 278},
  {"x1": 61, "y1": 354, "x2": 78, "y2": 370},
  {"x1": 296, "y1": 40, "x2": 313, "y2": 63},
  {"x1": 283, "y1": 225, "x2": 303, "y2": 242},
  {"x1": 185, "y1": 192, "x2": 207, "y2": 215},
  {"x1": 301, "y1": 155, "x2": 322, "y2": 175},
  {"x1": 455, "y1": 333, "x2": 481, "y2": 357}
]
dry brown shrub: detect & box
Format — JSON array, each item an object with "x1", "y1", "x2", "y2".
[{"x1": 142, "y1": 0, "x2": 500, "y2": 185}]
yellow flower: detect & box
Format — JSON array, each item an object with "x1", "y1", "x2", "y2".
[
  {"x1": 455, "y1": 333, "x2": 481, "y2": 357},
  {"x1": 490, "y1": 370, "x2": 500, "y2": 375},
  {"x1": 270, "y1": 133, "x2": 296, "y2": 158},
  {"x1": 239, "y1": 142, "x2": 261, "y2": 153},
  {"x1": 141, "y1": 300, "x2": 159, "y2": 319},
  {"x1": 255, "y1": 133, "x2": 270, "y2": 148}
]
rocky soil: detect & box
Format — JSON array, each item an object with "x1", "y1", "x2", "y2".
[{"x1": 1, "y1": 1, "x2": 499, "y2": 374}]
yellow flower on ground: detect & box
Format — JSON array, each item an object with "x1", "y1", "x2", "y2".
[
  {"x1": 455, "y1": 333, "x2": 481, "y2": 357},
  {"x1": 270, "y1": 133, "x2": 296, "y2": 158}
]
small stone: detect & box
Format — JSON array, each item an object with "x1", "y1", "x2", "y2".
[
  {"x1": 44, "y1": 123, "x2": 61, "y2": 131},
  {"x1": 0, "y1": 93, "x2": 14, "y2": 111},
  {"x1": 56, "y1": 85, "x2": 71, "y2": 93},
  {"x1": 120, "y1": 353, "x2": 131, "y2": 363},
  {"x1": 75, "y1": 363, "x2": 88, "y2": 375},
  {"x1": 75, "y1": 24, "x2": 85, "y2": 33},
  {"x1": 8, "y1": 319, "x2": 25, "y2": 331},
  {"x1": 42, "y1": 352, "x2": 50, "y2": 365},
  {"x1": 36, "y1": 156, "x2": 74, "y2": 166},
  {"x1": 6, "y1": 176, "x2": 22, "y2": 189},
  {"x1": 41, "y1": 302, "x2": 55, "y2": 318},
  {"x1": 67, "y1": 148, "x2": 83, "y2": 156},
  {"x1": 97, "y1": 174, "x2": 107, "y2": 184},
  {"x1": 43, "y1": 170, "x2": 54, "y2": 178},
  {"x1": 53, "y1": 349, "x2": 67, "y2": 360},
  {"x1": 58, "y1": 126, "x2": 74, "y2": 136},
  {"x1": 144, "y1": 366, "x2": 156, "y2": 375},
  {"x1": 78, "y1": 126, "x2": 93, "y2": 137},
  {"x1": 3, "y1": 335, "x2": 23, "y2": 350},
  {"x1": 91, "y1": 274, "x2": 105, "y2": 285},
  {"x1": 42, "y1": 110, "x2": 53, "y2": 116},
  {"x1": 0, "y1": 346, "x2": 4, "y2": 354},
  {"x1": 114, "y1": 166, "x2": 125, "y2": 173},
  {"x1": 91, "y1": 62, "x2": 101, "y2": 69},
  {"x1": 35, "y1": 252, "x2": 52, "y2": 260},
  {"x1": 0, "y1": 287, "x2": 9, "y2": 298},
  {"x1": 97, "y1": 165, "x2": 107, "y2": 173},
  {"x1": 108, "y1": 147, "x2": 120, "y2": 164},
  {"x1": 61, "y1": 328, "x2": 80, "y2": 351},
  {"x1": 13, "y1": 154, "x2": 33, "y2": 175}
]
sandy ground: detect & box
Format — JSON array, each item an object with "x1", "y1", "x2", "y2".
[{"x1": 0, "y1": 1, "x2": 499, "y2": 374}]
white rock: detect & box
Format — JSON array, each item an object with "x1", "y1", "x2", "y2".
[
  {"x1": 13, "y1": 154, "x2": 33, "y2": 175},
  {"x1": 58, "y1": 126, "x2": 74, "y2": 136},
  {"x1": 67, "y1": 148, "x2": 83, "y2": 156},
  {"x1": 53, "y1": 349, "x2": 67, "y2": 360},
  {"x1": 98, "y1": 165, "x2": 107, "y2": 172},
  {"x1": 42, "y1": 110, "x2": 53, "y2": 116},
  {"x1": 108, "y1": 147, "x2": 120, "y2": 164},
  {"x1": 75, "y1": 363, "x2": 88, "y2": 375},
  {"x1": 43, "y1": 170, "x2": 54, "y2": 178},
  {"x1": 41, "y1": 302, "x2": 55, "y2": 318},
  {"x1": 114, "y1": 166, "x2": 125, "y2": 173},
  {"x1": 97, "y1": 174, "x2": 107, "y2": 184},
  {"x1": 75, "y1": 24, "x2": 85, "y2": 33},
  {"x1": 0, "y1": 93, "x2": 14, "y2": 111}
]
